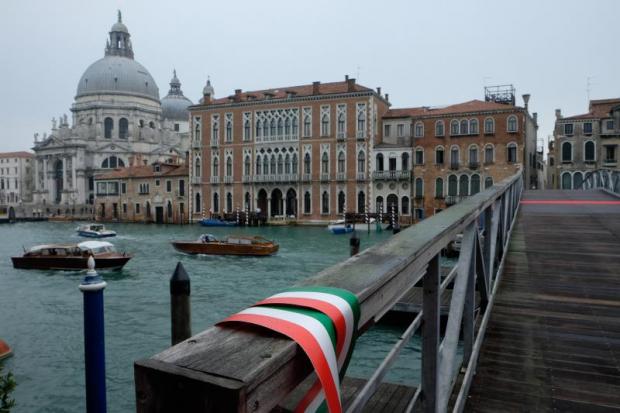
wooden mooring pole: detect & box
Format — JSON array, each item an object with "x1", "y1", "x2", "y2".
[{"x1": 170, "y1": 262, "x2": 191, "y2": 346}]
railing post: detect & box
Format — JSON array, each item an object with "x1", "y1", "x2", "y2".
[
  {"x1": 462, "y1": 230, "x2": 477, "y2": 368},
  {"x1": 422, "y1": 254, "x2": 440, "y2": 412},
  {"x1": 79, "y1": 256, "x2": 107, "y2": 413},
  {"x1": 170, "y1": 262, "x2": 191, "y2": 346}
]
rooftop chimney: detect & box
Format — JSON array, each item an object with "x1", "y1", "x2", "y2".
[
  {"x1": 345, "y1": 74, "x2": 349, "y2": 81},
  {"x1": 234, "y1": 89, "x2": 242, "y2": 102},
  {"x1": 385, "y1": 93, "x2": 389, "y2": 102},
  {"x1": 522, "y1": 94, "x2": 530, "y2": 110},
  {"x1": 313, "y1": 81, "x2": 320, "y2": 95},
  {"x1": 555, "y1": 109, "x2": 562, "y2": 119},
  {"x1": 347, "y1": 77, "x2": 356, "y2": 92},
  {"x1": 533, "y1": 112, "x2": 538, "y2": 124},
  {"x1": 376, "y1": 87, "x2": 382, "y2": 96}
]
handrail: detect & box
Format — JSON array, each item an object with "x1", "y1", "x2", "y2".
[
  {"x1": 134, "y1": 170, "x2": 523, "y2": 413},
  {"x1": 578, "y1": 168, "x2": 620, "y2": 194}
]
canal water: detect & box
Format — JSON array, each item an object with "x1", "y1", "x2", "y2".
[{"x1": 0, "y1": 222, "x2": 423, "y2": 412}]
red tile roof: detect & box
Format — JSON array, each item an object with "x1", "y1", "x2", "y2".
[
  {"x1": 95, "y1": 163, "x2": 188, "y2": 180},
  {"x1": 561, "y1": 98, "x2": 620, "y2": 121},
  {"x1": 0, "y1": 151, "x2": 34, "y2": 158},
  {"x1": 384, "y1": 100, "x2": 521, "y2": 119},
  {"x1": 207, "y1": 80, "x2": 373, "y2": 105}
]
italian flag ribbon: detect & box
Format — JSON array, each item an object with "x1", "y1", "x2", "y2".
[{"x1": 218, "y1": 286, "x2": 360, "y2": 413}]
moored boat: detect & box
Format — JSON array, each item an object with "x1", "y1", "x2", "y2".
[
  {"x1": 0, "y1": 339, "x2": 12, "y2": 360},
  {"x1": 198, "y1": 218, "x2": 237, "y2": 227},
  {"x1": 326, "y1": 220, "x2": 354, "y2": 234},
  {"x1": 77, "y1": 223, "x2": 117, "y2": 238},
  {"x1": 11, "y1": 241, "x2": 131, "y2": 270},
  {"x1": 171, "y1": 234, "x2": 278, "y2": 256}
]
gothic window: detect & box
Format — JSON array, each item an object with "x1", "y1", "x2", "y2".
[
  {"x1": 285, "y1": 154, "x2": 291, "y2": 174},
  {"x1": 358, "y1": 191, "x2": 365, "y2": 213},
  {"x1": 270, "y1": 118, "x2": 276, "y2": 137},
  {"x1": 212, "y1": 115, "x2": 220, "y2": 141},
  {"x1": 304, "y1": 191, "x2": 311, "y2": 214},
  {"x1": 194, "y1": 117, "x2": 201, "y2": 139},
  {"x1": 304, "y1": 153, "x2": 311, "y2": 174},
  {"x1": 244, "y1": 155, "x2": 251, "y2": 176},
  {"x1": 285, "y1": 118, "x2": 291, "y2": 136},
  {"x1": 243, "y1": 113, "x2": 251, "y2": 141},
  {"x1": 270, "y1": 155, "x2": 276, "y2": 175},
  {"x1": 303, "y1": 108, "x2": 312, "y2": 137},
  {"x1": 277, "y1": 154, "x2": 284, "y2": 174},
  {"x1": 337, "y1": 191, "x2": 345, "y2": 214},
  {"x1": 263, "y1": 156, "x2": 269, "y2": 175},
  {"x1": 256, "y1": 119, "x2": 262, "y2": 138},
  {"x1": 484, "y1": 117, "x2": 495, "y2": 134},
  {"x1": 357, "y1": 151, "x2": 365, "y2": 173},
  {"x1": 104, "y1": 117, "x2": 113, "y2": 139},
  {"x1": 213, "y1": 193, "x2": 219, "y2": 212},
  {"x1": 337, "y1": 112, "x2": 345, "y2": 135},
  {"x1": 226, "y1": 192, "x2": 233, "y2": 213},
  {"x1": 322, "y1": 152, "x2": 329, "y2": 174},
  {"x1": 195, "y1": 156, "x2": 201, "y2": 177},
  {"x1": 507, "y1": 115, "x2": 518, "y2": 132},
  {"x1": 401, "y1": 196, "x2": 409, "y2": 215},
  {"x1": 212, "y1": 157, "x2": 219, "y2": 177},
  {"x1": 292, "y1": 154, "x2": 298, "y2": 173},
  {"x1": 277, "y1": 118, "x2": 283, "y2": 136},
  {"x1": 321, "y1": 114, "x2": 330, "y2": 136},
  {"x1": 356, "y1": 104, "x2": 366, "y2": 135},
  {"x1": 292, "y1": 117, "x2": 299, "y2": 136},
  {"x1": 337, "y1": 152, "x2": 345, "y2": 173},
  {"x1": 225, "y1": 114, "x2": 233, "y2": 142},
  {"x1": 436, "y1": 146, "x2": 445, "y2": 164},
  {"x1": 322, "y1": 191, "x2": 329, "y2": 214},
  {"x1": 263, "y1": 118, "x2": 269, "y2": 138},
  {"x1": 256, "y1": 155, "x2": 262, "y2": 175},
  {"x1": 119, "y1": 118, "x2": 128, "y2": 139},
  {"x1": 167, "y1": 201, "x2": 173, "y2": 219},
  {"x1": 195, "y1": 193, "x2": 201, "y2": 213},
  {"x1": 376, "y1": 153, "x2": 384, "y2": 171}
]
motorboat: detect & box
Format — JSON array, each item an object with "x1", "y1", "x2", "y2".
[
  {"x1": 327, "y1": 220, "x2": 354, "y2": 235},
  {"x1": 76, "y1": 223, "x2": 117, "y2": 238},
  {"x1": 198, "y1": 218, "x2": 237, "y2": 227},
  {"x1": 171, "y1": 234, "x2": 278, "y2": 256},
  {"x1": 11, "y1": 241, "x2": 131, "y2": 270},
  {"x1": 0, "y1": 339, "x2": 11, "y2": 360}
]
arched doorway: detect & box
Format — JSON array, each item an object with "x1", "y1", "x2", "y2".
[
  {"x1": 257, "y1": 189, "x2": 268, "y2": 217},
  {"x1": 285, "y1": 188, "x2": 297, "y2": 217},
  {"x1": 8, "y1": 207, "x2": 15, "y2": 222},
  {"x1": 54, "y1": 160, "x2": 63, "y2": 204},
  {"x1": 386, "y1": 194, "x2": 399, "y2": 215},
  {"x1": 271, "y1": 188, "x2": 283, "y2": 217}
]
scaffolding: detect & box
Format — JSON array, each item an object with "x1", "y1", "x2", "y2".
[{"x1": 485, "y1": 84, "x2": 516, "y2": 106}]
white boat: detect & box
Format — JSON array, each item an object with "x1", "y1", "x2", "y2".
[
  {"x1": 327, "y1": 220, "x2": 354, "y2": 235},
  {"x1": 76, "y1": 223, "x2": 117, "y2": 238}
]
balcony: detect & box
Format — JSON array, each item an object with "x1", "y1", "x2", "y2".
[
  {"x1": 174, "y1": 190, "x2": 186, "y2": 199},
  {"x1": 336, "y1": 172, "x2": 346, "y2": 181},
  {"x1": 210, "y1": 139, "x2": 219, "y2": 148},
  {"x1": 356, "y1": 172, "x2": 366, "y2": 181},
  {"x1": 210, "y1": 176, "x2": 220, "y2": 184},
  {"x1": 242, "y1": 175, "x2": 251, "y2": 183},
  {"x1": 320, "y1": 173, "x2": 330, "y2": 182},
  {"x1": 337, "y1": 132, "x2": 346, "y2": 141},
  {"x1": 191, "y1": 176, "x2": 201, "y2": 185},
  {"x1": 450, "y1": 162, "x2": 460, "y2": 170},
  {"x1": 302, "y1": 174, "x2": 312, "y2": 182},
  {"x1": 192, "y1": 140, "x2": 202, "y2": 149},
  {"x1": 224, "y1": 176, "x2": 233, "y2": 184},
  {"x1": 468, "y1": 161, "x2": 479, "y2": 170},
  {"x1": 603, "y1": 158, "x2": 618, "y2": 166},
  {"x1": 372, "y1": 170, "x2": 412, "y2": 181},
  {"x1": 356, "y1": 131, "x2": 365, "y2": 140}
]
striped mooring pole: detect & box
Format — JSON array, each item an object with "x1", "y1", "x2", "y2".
[
  {"x1": 79, "y1": 256, "x2": 107, "y2": 413},
  {"x1": 236, "y1": 206, "x2": 240, "y2": 226}
]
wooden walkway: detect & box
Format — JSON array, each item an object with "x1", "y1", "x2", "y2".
[{"x1": 465, "y1": 190, "x2": 620, "y2": 412}]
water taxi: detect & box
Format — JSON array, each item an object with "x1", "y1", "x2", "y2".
[
  {"x1": 171, "y1": 234, "x2": 278, "y2": 256},
  {"x1": 326, "y1": 220, "x2": 354, "y2": 234},
  {"x1": 76, "y1": 223, "x2": 117, "y2": 238},
  {"x1": 11, "y1": 241, "x2": 131, "y2": 270}
]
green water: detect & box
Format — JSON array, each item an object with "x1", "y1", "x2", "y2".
[{"x1": 0, "y1": 222, "x2": 422, "y2": 412}]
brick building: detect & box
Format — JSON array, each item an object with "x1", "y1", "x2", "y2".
[
  {"x1": 188, "y1": 77, "x2": 389, "y2": 223},
  {"x1": 94, "y1": 161, "x2": 189, "y2": 223},
  {"x1": 550, "y1": 98, "x2": 620, "y2": 189}
]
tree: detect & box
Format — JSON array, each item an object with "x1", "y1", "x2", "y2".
[{"x1": 0, "y1": 363, "x2": 16, "y2": 412}]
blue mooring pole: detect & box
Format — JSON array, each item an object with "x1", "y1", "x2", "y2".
[{"x1": 79, "y1": 256, "x2": 107, "y2": 413}]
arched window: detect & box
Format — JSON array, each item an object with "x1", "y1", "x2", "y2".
[
  {"x1": 284, "y1": 118, "x2": 291, "y2": 136},
  {"x1": 270, "y1": 118, "x2": 276, "y2": 137},
  {"x1": 357, "y1": 151, "x2": 365, "y2": 173},
  {"x1": 507, "y1": 142, "x2": 518, "y2": 163},
  {"x1": 414, "y1": 122, "x2": 424, "y2": 137},
  {"x1": 277, "y1": 118, "x2": 283, "y2": 136},
  {"x1": 256, "y1": 120, "x2": 262, "y2": 138},
  {"x1": 149, "y1": 121, "x2": 155, "y2": 129},
  {"x1": 562, "y1": 142, "x2": 572, "y2": 162},
  {"x1": 435, "y1": 146, "x2": 445, "y2": 165},
  {"x1": 304, "y1": 191, "x2": 311, "y2": 214},
  {"x1": 485, "y1": 177, "x2": 493, "y2": 189},
  {"x1": 471, "y1": 174, "x2": 481, "y2": 195},
  {"x1": 256, "y1": 155, "x2": 262, "y2": 175},
  {"x1": 101, "y1": 156, "x2": 124, "y2": 169},
  {"x1": 322, "y1": 191, "x2": 329, "y2": 214},
  {"x1": 195, "y1": 157, "x2": 201, "y2": 177},
  {"x1": 357, "y1": 111, "x2": 366, "y2": 133},
  {"x1": 292, "y1": 117, "x2": 298, "y2": 136},
  {"x1": 212, "y1": 157, "x2": 219, "y2": 177},
  {"x1": 561, "y1": 172, "x2": 572, "y2": 189},
  {"x1": 337, "y1": 113, "x2": 345, "y2": 135},
  {"x1": 337, "y1": 152, "x2": 345, "y2": 173},
  {"x1": 435, "y1": 177, "x2": 444, "y2": 198},
  {"x1": 285, "y1": 154, "x2": 291, "y2": 174},
  {"x1": 460, "y1": 119, "x2": 468, "y2": 135},
  {"x1": 376, "y1": 153, "x2": 384, "y2": 171},
  {"x1": 303, "y1": 113, "x2": 311, "y2": 137},
  {"x1": 415, "y1": 177, "x2": 424, "y2": 198},
  {"x1": 195, "y1": 192, "x2": 201, "y2": 213},
  {"x1": 304, "y1": 153, "x2": 311, "y2": 174},
  {"x1": 402, "y1": 196, "x2": 410, "y2": 215},
  {"x1": 338, "y1": 191, "x2": 346, "y2": 213},
  {"x1": 469, "y1": 145, "x2": 479, "y2": 165},
  {"x1": 277, "y1": 154, "x2": 284, "y2": 174},
  {"x1": 104, "y1": 117, "x2": 113, "y2": 139},
  {"x1": 435, "y1": 120, "x2": 445, "y2": 137},
  {"x1": 119, "y1": 118, "x2": 128, "y2": 139},
  {"x1": 212, "y1": 121, "x2": 219, "y2": 140},
  {"x1": 484, "y1": 144, "x2": 494, "y2": 164},
  {"x1": 226, "y1": 120, "x2": 232, "y2": 141},
  {"x1": 270, "y1": 155, "x2": 276, "y2": 175},
  {"x1": 450, "y1": 120, "x2": 459, "y2": 135},
  {"x1": 244, "y1": 155, "x2": 251, "y2": 176},
  {"x1": 415, "y1": 147, "x2": 424, "y2": 165},
  {"x1": 459, "y1": 175, "x2": 469, "y2": 196},
  {"x1": 226, "y1": 157, "x2": 232, "y2": 177},
  {"x1": 292, "y1": 154, "x2": 298, "y2": 173},
  {"x1": 484, "y1": 117, "x2": 495, "y2": 134},
  {"x1": 573, "y1": 172, "x2": 583, "y2": 189},
  {"x1": 448, "y1": 175, "x2": 458, "y2": 196},
  {"x1": 469, "y1": 119, "x2": 479, "y2": 135},
  {"x1": 507, "y1": 115, "x2": 518, "y2": 132},
  {"x1": 226, "y1": 192, "x2": 233, "y2": 213},
  {"x1": 213, "y1": 193, "x2": 219, "y2": 212},
  {"x1": 321, "y1": 114, "x2": 329, "y2": 136},
  {"x1": 244, "y1": 119, "x2": 251, "y2": 140},
  {"x1": 263, "y1": 156, "x2": 269, "y2": 175},
  {"x1": 450, "y1": 146, "x2": 460, "y2": 167},
  {"x1": 402, "y1": 153, "x2": 410, "y2": 171},
  {"x1": 585, "y1": 141, "x2": 595, "y2": 161},
  {"x1": 321, "y1": 152, "x2": 329, "y2": 174},
  {"x1": 358, "y1": 191, "x2": 365, "y2": 213}
]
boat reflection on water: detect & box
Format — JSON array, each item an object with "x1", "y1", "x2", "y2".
[{"x1": 171, "y1": 234, "x2": 278, "y2": 256}]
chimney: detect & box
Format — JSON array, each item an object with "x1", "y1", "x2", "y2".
[
  {"x1": 345, "y1": 74, "x2": 349, "y2": 81},
  {"x1": 533, "y1": 112, "x2": 538, "y2": 124},
  {"x1": 376, "y1": 87, "x2": 382, "y2": 96},
  {"x1": 385, "y1": 93, "x2": 389, "y2": 102},
  {"x1": 312, "y1": 81, "x2": 320, "y2": 95},
  {"x1": 235, "y1": 89, "x2": 242, "y2": 102},
  {"x1": 522, "y1": 94, "x2": 530, "y2": 110},
  {"x1": 555, "y1": 109, "x2": 562, "y2": 119},
  {"x1": 347, "y1": 77, "x2": 356, "y2": 92}
]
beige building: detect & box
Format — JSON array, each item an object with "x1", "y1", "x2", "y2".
[
  {"x1": 0, "y1": 151, "x2": 34, "y2": 204},
  {"x1": 94, "y1": 161, "x2": 189, "y2": 223}
]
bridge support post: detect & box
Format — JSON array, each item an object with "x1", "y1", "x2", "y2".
[{"x1": 422, "y1": 254, "x2": 440, "y2": 412}]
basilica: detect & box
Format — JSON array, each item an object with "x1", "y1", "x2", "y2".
[{"x1": 32, "y1": 12, "x2": 194, "y2": 207}]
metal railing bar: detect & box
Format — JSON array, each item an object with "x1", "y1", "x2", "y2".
[
  {"x1": 439, "y1": 265, "x2": 459, "y2": 293},
  {"x1": 405, "y1": 386, "x2": 423, "y2": 413}
]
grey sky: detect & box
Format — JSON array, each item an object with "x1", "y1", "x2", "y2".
[{"x1": 1, "y1": 0, "x2": 619, "y2": 154}]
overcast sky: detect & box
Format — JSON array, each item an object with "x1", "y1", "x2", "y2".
[{"x1": 1, "y1": 0, "x2": 619, "y2": 154}]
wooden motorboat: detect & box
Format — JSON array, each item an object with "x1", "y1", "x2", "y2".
[
  {"x1": 171, "y1": 234, "x2": 278, "y2": 256},
  {"x1": 326, "y1": 220, "x2": 354, "y2": 235},
  {"x1": 0, "y1": 339, "x2": 12, "y2": 360},
  {"x1": 77, "y1": 223, "x2": 117, "y2": 238},
  {"x1": 12, "y1": 241, "x2": 131, "y2": 270},
  {"x1": 199, "y1": 218, "x2": 237, "y2": 227}
]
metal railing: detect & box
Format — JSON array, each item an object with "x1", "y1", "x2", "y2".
[
  {"x1": 372, "y1": 170, "x2": 412, "y2": 180},
  {"x1": 209, "y1": 176, "x2": 219, "y2": 184},
  {"x1": 579, "y1": 169, "x2": 620, "y2": 194},
  {"x1": 190, "y1": 176, "x2": 201, "y2": 185},
  {"x1": 135, "y1": 171, "x2": 524, "y2": 413}
]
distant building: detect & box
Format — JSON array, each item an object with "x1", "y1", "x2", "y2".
[
  {"x1": 93, "y1": 160, "x2": 189, "y2": 224},
  {"x1": 0, "y1": 151, "x2": 34, "y2": 204},
  {"x1": 551, "y1": 98, "x2": 620, "y2": 189}
]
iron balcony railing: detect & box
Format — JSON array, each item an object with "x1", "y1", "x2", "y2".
[
  {"x1": 302, "y1": 174, "x2": 312, "y2": 182},
  {"x1": 190, "y1": 176, "x2": 201, "y2": 185},
  {"x1": 223, "y1": 176, "x2": 233, "y2": 184},
  {"x1": 356, "y1": 172, "x2": 366, "y2": 181},
  {"x1": 336, "y1": 172, "x2": 346, "y2": 181},
  {"x1": 209, "y1": 176, "x2": 219, "y2": 184},
  {"x1": 320, "y1": 173, "x2": 330, "y2": 182},
  {"x1": 210, "y1": 140, "x2": 218, "y2": 148},
  {"x1": 372, "y1": 170, "x2": 412, "y2": 180}
]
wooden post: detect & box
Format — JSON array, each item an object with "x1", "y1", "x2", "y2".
[
  {"x1": 422, "y1": 254, "x2": 440, "y2": 412},
  {"x1": 170, "y1": 262, "x2": 191, "y2": 346},
  {"x1": 350, "y1": 231, "x2": 360, "y2": 256}
]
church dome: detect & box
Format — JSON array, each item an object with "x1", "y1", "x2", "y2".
[
  {"x1": 75, "y1": 11, "x2": 160, "y2": 103},
  {"x1": 161, "y1": 70, "x2": 192, "y2": 121}
]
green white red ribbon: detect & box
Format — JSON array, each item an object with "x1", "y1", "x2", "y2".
[{"x1": 218, "y1": 286, "x2": 360, "y2": 413}]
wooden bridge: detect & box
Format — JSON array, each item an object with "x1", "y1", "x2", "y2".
[{"x1": 134, "y1": 171, "x2": 620, "y2": 412}]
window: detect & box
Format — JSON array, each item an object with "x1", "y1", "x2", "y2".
[
  {"x1": 119, "y1": 118, "x2": 128, "y2": 139},
  {"x1": 448, "y1": 175, "x2": 458, "y2": 196},
  {"x1": 178, "y1": 179, "x2": 185, "y2": 197},
  {"x1": 583, "y1": 122, "x2": 593, "y2": 135},
  {"x1": 507, "y1": 115, "x2": 518, "y2": 132},
  {"x1": 415, "y1": 148, "x2": 424, "y2": 165},
  {"x1": 435, "y1": 177, "x2": 444, "y2": 198},
  {"x1": 484, "y1": 117, "x2": 495, "y2": 134},
  {"x1": 485, "y1": 177, "x2": 493, "y2": 188},
  {"x1": 123, "y1": 203, "x2": 127, "y2": 214},
  {"x1": 561, "y1": 172, "x2": 572, "y2": 189},
  {"x1": 104, "y1": 117, "x2": 113, "y2": 139},
  {"x1": 450, "y1": 146, "x2": 459, "y2": 167},
  {"x1": 337, "y1": 104, "x2": 346, "y2": 137},
  {"x1": 450, "y1": 120, "x2": 459, "y2": 135},
  {"x1": 270, "y1": 155, "x2": 276, "y2": 174},
  {"x1": 471, "y1": 174, "x2": 480, "y2": 195},
  {"x1": 149, "y1": 121, "x2": 155, "y2": 129},
  {"x1": 376, "y1": 153, "x2": 384, "y2": 171},
  {"x1": 469, "y1": 119, "x2": 479, "y2": 135},
  {"x1": 484, "y1": 145, "x2": 494, "y2": 164},
  {"x1": 292, "y1": 117, "x2": 299, "y2": 136},
  {"x1": 337, "y1": 152, "x2": 345, "y2": 173},
  {"x1": 585, "y1": 141, "x2": 595, "y2": 161},
  {"x1": 606, "y1": 120, "x2": 615, "y2": 130},
  {"x1": 564, "y1": 123, "x2": 573, "y2": 136},
  {"x1": 414, "y1": 122, "x2": 423, "y2": 137},
  {"x1": 292, "y1": 154, "x2": 298, "y2": 173},
  {"x1": 435, "y1": 121, "x2": 445, "y2": 137},
  {"x1": 402, "y1": 197, "x2": 409, "y2": 215},
  {"x1": 507, "y1": 142, "x2": 517, "y2": 163},
  {"x1": 398, "y1": 124, "x2": 405, "y2": 137},
  {"x1": 212, "y1": 157, "x2": 219, "y2": 176},
  {"x1": 322, "y1": 191, "x2": 329, "y2": 214},
  {"x1": 357, "y1": 151, "x2": 365, "y2": 173},
  {"x1": 358, "y1": 191, "x2": 365, "y2": 213},
  {"x1": 285, "y1": 154, "x2": 291, "y2": 174},
  {"x1": 338, "y1": 191, "x2": 345, "y2": 213},
  {"x1": 459, "y1": 175, "x2": 469, "y2": 196},
  {"x1": 303, "y1": 108, "x2": 312, "y2": 137},
  {"x1": 225, "y1": 113, "x2": 233, "y2": 142},
  {"x1": 384, "y1": 124, "x2": 391, "y2": 137},
  {"x1": 166, "y1": 180, "x2": 172, "y2": 192},
  {"x1": 304, "y1": 153, "x2": 311, "y2": 174},
  {"x1": 402, "y1": 153, "x2": 409, "y2": 171},
  {"x1": 212, "y1": 114, "x2": 219, "y2": 140},
  {"x1": 155, "y1": 179, "x2": 160, "y2": 186},
  {"x1": 285, "y1": 118, "x2": 291, "y2": 136},
  {"x1": 194, "y1": 117, "x2": 201, "y2": 140},
  {"x1": 321, "y1": 153, "x2": 329, "y2": 174},
  {"x1": 460, "y1": 120, "x2": 468, "y2": 135},
  {"x1": 244, "y1": 155, "x2": 251, "y2": 175},
  {"x1": 256, "y1": 120, "x2": 262, "y2": 138},
  {"x1": 573, "y1": 172, "x2": 583, "y2": 189},
  {"x1": 135, "y1": 203, "x2": 141, "y2": 214},
  {"x1": 469, "y1": 145, "x2": 478, "y2": 165},
  {"x1": 195, "y1": 193, "x2": 201, "y2": 213},
  {"x1": 194, "y1": 156, "x2": 201, "y2": 178},
  {"x1": 415, "y1": 178, "x2": 423, "y2": 198},
  {"x1": 277, "y1": 155, "x2": 283, "y2": 175},
  {"x1": 270, "y1": 118, "x2": 276, "y2": 137},
  {"x1": 277, "y1": 118, "x2": 283, "y2": 136},
  {"x1": 304, "y1": 191, "x2": 311, "y2": 214},
  {"x1": 435, "y1": 147, "x2": 444, "y2": 165},
  {"x1": 226, "y1": 193, "x2": 232, "y2": 213},
  {"x1": 321, "y1": 106, "x2": 330, "y2": 136},
  {"x1": 100, "y1": 156, "x2": 124, "y2": 169},
  {"x1": 356, "y1": 103, "x2": 366, "y2": 136},
  {"x1": 389, "y1": 157, "x2": 396, "y2": 171},
  {"x1": 256, "y1": 155, "x2": 262, "y2": 175},
  {"x1": 121, "y1": 182, "x2": 126, "y2": 194},
  {"x1": 562, "y1": 142, "x2": 572, "y2": 162}
]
